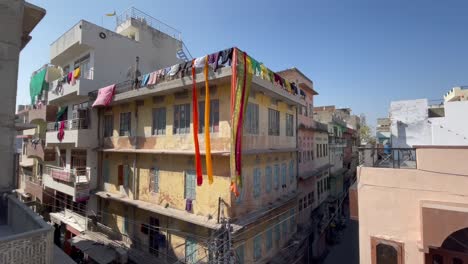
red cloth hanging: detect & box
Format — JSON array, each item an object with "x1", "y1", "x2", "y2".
[
  {"x1": 192, "y1": 60, "x2": 203, "y2": 186},
  {"x1": 57, "y1": 120, "x2": 65, "y2": 142}
]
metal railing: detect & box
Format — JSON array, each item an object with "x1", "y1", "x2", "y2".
[
  {"x1": 358, "y1": 147, "x2": 416, "y2": 169},
  {"x1": 44, "y1": 164, "x2": 90, "y2": 183},
  {"x1": 116, "y1": 7, "x2": 181, "y2": 40},
  {"x1": 46, "y1": 118, "x2": 89, "y2": 131}
]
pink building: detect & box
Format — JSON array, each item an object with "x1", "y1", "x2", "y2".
[
  {"x1": 278, "y1": 68, "x2": 332, "y2": 261},
  {"x1": 351, "y1": 146, "x2": 468, "y2": 263}
]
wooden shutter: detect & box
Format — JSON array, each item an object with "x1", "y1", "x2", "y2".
[{"x1": 118, "y1": 165, "x2": 123, "y2": 186}]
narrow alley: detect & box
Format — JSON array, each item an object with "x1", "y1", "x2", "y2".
[{"x1": 323, "y1": 220, "x2": 359, "y2": 264}]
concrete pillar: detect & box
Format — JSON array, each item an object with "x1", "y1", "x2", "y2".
[
  {"x1": 65, "y1": 148, "x2": 71, "y2": 169},
  {"x1": 0, "y1": 0, "x2": 24, "y2": 192}
]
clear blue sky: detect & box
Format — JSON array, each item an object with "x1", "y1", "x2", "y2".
[{"x1": 18, "y1": 0, "x2": 468, "y2": 128}]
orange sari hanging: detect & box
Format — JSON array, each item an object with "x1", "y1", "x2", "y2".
[{"x1": 204, "y1": 56, "x2": 213, "y2": 184}]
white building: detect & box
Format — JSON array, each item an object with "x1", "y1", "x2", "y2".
[
  {"x1": 37, "y1": 7, "x2": 188, "y2": 239},
  {"x1": 390, "y1": 88, "x2": 468, "y2": 147}
]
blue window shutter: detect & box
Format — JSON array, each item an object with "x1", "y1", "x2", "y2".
[
  {"x1": 266, "y1": 228, "x2": 273, "y2": 251},
  {"x1": 185, "y1": 171, "x2": 196, "y2": 200},
  {"x1": 265, "y1": 166, "x2": 272, "y2": 193},
  {"x1": 103, "y1": 160, "x2": 109, "y2": 183},
  {"x1": 289, "y1": 160, "x2": 294, "y2": 183},
  {"x1": 236, "y1": 174, "x2": 245, "y2": 204},
  {"x1": 124, "y1": 165, "x2": 130, "y2": 188},
  {"x1": 274, "y1": 164, "x2": 280, "y2": 189},
  {"x1": 253, "y1": 168, "x2": 261, "y2": 198},
  {"x1": 185, "y1": 238, "x2": 197, "y2": 264},
  {"x1": 253, "y1": 235, "x2": 262, "y2": 261},
  {"x1": 281, "y1": 163, "x2": 287, "y2": 186},
  {"x1": 236, "y1": 245, "x2": 245, "y2": 264}
]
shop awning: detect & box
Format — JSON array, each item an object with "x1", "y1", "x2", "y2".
[{"x1": 69, "y1": 236, "x2": 117, "y2": 264}]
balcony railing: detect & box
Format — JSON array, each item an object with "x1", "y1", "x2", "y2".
[
  {"x1": 358, "y1": 147, "x2": 416, "y2": 169},
  {"x1": 116, "y1": 7, "x2": 181, "y2": 40},
  {"x1": 49, "y1": 68, "x2": 94, "y2": 95},
  {"x1": 46, "y1": 118, "x2": 89, "y2": 131},
  {"x1": 24, "y1": 176, "x2": 43, "y2": 201},
  {"x1": 44, "y1": 165, "x2": 90, "y2": 183}
]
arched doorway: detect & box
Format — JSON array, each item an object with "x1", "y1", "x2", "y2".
[{"x1": 426, "y1": 228, "x2": 468, "y2": 264}]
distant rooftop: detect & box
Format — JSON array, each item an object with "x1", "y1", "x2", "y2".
[{"x1": 115, "y1": 7, "x2": 181, "y2": 41}]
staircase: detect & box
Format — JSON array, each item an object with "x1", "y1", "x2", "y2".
[{"x1": 176, "y1": 42, "x2": 192, "y2": 62}]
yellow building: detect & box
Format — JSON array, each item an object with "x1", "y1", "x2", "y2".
[{"x1": 92, "y1": 48, "x2": 305, "y2": 263}]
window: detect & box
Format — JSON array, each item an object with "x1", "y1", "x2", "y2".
[
  {"x1": 198, "y1": 100, "x2": 219, "y2": 133},
  {"x1": 317, "y1": 181, "x2": 321, "y2": 196},
  {"x1": 118, "y1": 165, "x2": 124, "y2": 186},
  {"x1": 286, "y1": 113, "x2": 294, "y2": 136},
  {"x1": 311, "y1": 150, "x2": 314, "y2": 160},
  {"x1": 303, "y1": 198, "x2": 307, "y2": 210},
  {"x1": 274, "y1": 164, "x2": 280, "y2": 190},
  {"x1": 289, "y1": 160, "x2": 295, "y2": 183},
  {"x1": 268, "y1": 109, "x2": 280, "y2": 136},
  {"x1": 174, "y1": 104, "x2": 191, "y2": 134},
  {"x1": 185, "y1": 171, "x2": 196, "y2": 200},
  {"x1": 149, "y1": 167, "x2": 159, "y2": 193},
  {"x1": 290, "y1": 208, "x2": 295, "y2": 232},
  {"x1": 124, "y1": 165, "x2": 130, "y2": 188},
  {"x1": 123, "y1": 211, "x2": 129, "y2": 235},
  {"x1": 266, "y1": 228, "x2": 273, "y2": 251},
  {"x1": 371, "y1": 237, "x2": 404, "y2": 264},
  {"x1": 74, "y1": 53, "x2": 91, "y2": 79},
  {"x1": 253, "y1": 234, "x2": 262, "y2": 261},
  {"x1": 274, "y1": 224, "x2": 281, "y2": 246},
  {"x1": 316, "y1": 144, "x2": 320, "y2": 158},
  {"x1": 265, "y1": 166, "x2": 272, "y2": 193},
  {"x1": 236, "y1": 245, "x2": 245, "y2": 264},
  {"x1": 282, "y1": 217, "x2": 288, "y2": 238},
  {"x1": 308, "y1": 192, "x2": 314, "y2": 205},
  {"x1": 152, "y1": 108, "x2": 166, "y2": 135},
  {"x1": 298, "y1": 198, "x2": 303, "y2": 211},
  {"x1": 298, "y1": 152, "x2": 302, "y2": 163},
  {"x1": 103, "y1": 160, "x2": 110, "y2": 183},
  {"x1": 185, "y1": 238, "x2": 198, "y2": 264},
  {"x1": 119, "y1": 112, "x2": 131, "y2": 136},
  {"x1": 253, "y1": 168, "x2": 261, "y2": 198},
  {"x1": 103, "y1": 115, "x2": 113, "y2": 137},
  {"x1": 281, "y1": 163, "x2": 287, "y2": 187},
  {"x1": 244, "y1": 103, "x2": 259, "y2": 134},
  {"x1": 325, "y1": 144, "x2": 328, "y2": 156},
  {"x1": 327, "y1": 177, "x2": 331, "y2": 190}
]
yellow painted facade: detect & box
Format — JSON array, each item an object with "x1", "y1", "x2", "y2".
[{"x1": 98, "y1": 80, "x2": 299, "y2": 263}]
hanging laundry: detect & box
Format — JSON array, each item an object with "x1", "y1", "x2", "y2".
[
  {"x1": 71, "y1": 72, "x2": 76, "y2": 85},
  {"x1": 73, "y1": 67, "x2": 81, "y2": 79},
  {"x1": 204, "y1": 56, "x2": 213, "y2": 185},
  {"x1": 147, "y1": 71, "x2": 157, "y2": 86},
  {"x1": 168, "y1": 64, "x2": 180, "y2": 76},
  {"x1": 207, "y1": 53, "x2": 217, "y2": 68},
  {"x1": 290, "y1": 82, "x2": 299, "y2": 95},
  {"x1": 215, "y1": 48, "x2": 233, "y2": 72},
  {"x1": 273, "y1": 73, "x2": 283, "y2": 87},
  {"x1": 191, "y1": 59, "x2": 203, "y2": 186},
  {"x1": 29, "y1": 68, "x2": 48, "y2": 105},
  {"x1": 179, "y1": 61, "x2": 192, "y2": 77},
  {"x1": 67, "y1": 72, "x2": 72, "y2": 84},
  {"x1": 141, "y1": 73, "x2": 150, "y2": 86},
  {"x1": 194, "y1": 56, "x2": 205, "y2": 69},
  {"x1": 284, "y1": 79, "x2": 292, "y2": 93},
  {"x1": 260, "y1": 64, "x2": 270, "y2": 82},
  {"x1": 229, "y1": 48, "x2": 252, "y2": 196},
  {"x1": 57, "y1": 121, "x2": 65, "y2": 142},
  {"x1": 249, "y1": 57, "x2": 261, "y2": 77},
  {"x1": 92, "y1": 84, "x2": 116, "y2": 107}
]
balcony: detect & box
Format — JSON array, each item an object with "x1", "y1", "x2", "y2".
[
  {"x1": 45, "y1": 118, "x2": 96, "y2": 147},
  {"x1": 47, "y1": 71, "x2": 94, "y2": 104},
  {"x1": 358, "y1": 147, "x2": 416, "y2": 169},
  {"x1": 43, "y1": 165, "x2": 90, "y2": 201},
  {"x1": 24, "y1": 177, "x2": 44, "y2": 201},
  {"x1": 0, "y1": 195, "x2": 53, "y2": 263},
  {"x1": 27, "y1": 105, "x2": 58, "y2": 123},
  {"x1": 50, "y1": 20, "x2": 91, "y2": 66},
  {"x1": 25, "y1": 139, "x2": 55, "y2": 162}
]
